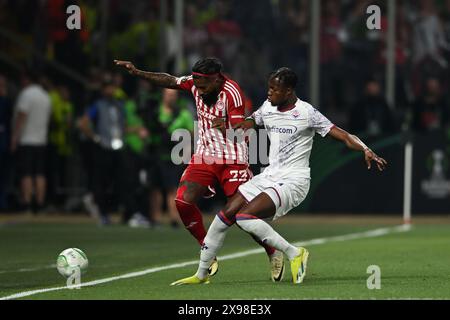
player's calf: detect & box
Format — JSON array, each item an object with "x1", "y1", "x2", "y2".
[
  {"x1": 196, "y1": 213, "x2": 231, "y2": 279},
  {"x1": 175, "y1": 184, "x2": 207, "y2": 245}
]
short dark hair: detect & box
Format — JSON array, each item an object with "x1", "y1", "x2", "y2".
[
  {"x1": 192, "y1": 57, "x2": 223, "y2": 75},
  {"x1": 269, "y1": 67, "x2": 298, "y2": 89}
]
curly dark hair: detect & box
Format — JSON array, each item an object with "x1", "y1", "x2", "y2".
[
  {"x1": 192, "y1": 57, "x2": 223, "y2": 76},
  {"x1": 269, "y1": 67, "x2": 298, "y2": 89}
]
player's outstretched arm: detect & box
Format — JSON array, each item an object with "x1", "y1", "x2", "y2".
[
  {"x1": 328, "y1": 126, "x2": 387, "y2": 171},
  {"x1": 113, "y1": 60, "x2": 179, "y2": 89}
]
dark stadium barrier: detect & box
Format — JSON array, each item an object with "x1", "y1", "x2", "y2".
[{"x1": 293, "y1": 130, "x2": 450, "y2": 214}]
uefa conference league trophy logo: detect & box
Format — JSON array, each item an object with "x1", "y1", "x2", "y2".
[{"x1": 421, "y1": 150, "x2": 450, "y2": 199}]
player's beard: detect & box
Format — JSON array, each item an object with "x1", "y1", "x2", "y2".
[{"x1": 200, "y1": 92, "x2": 218, "y2": 107}]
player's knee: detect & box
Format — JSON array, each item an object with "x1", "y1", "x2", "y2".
[
  {"x1": 222, "y1": 203, "x2": 238, "y2": 221},
  {"x1": 217, "y1": 205, "x2": 238, "y2": 226},
  {"x1": 175, "y1": 184, "x2": 195, "y2": 204},
  {"x1": 175, "y1": 185, "x2": 189, "y2": 203},
  {"x1": 222, "y1": 192, "x2": 247, "y2": 221}
]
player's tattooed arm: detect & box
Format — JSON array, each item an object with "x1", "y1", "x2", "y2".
[
  {"x1": 113, "y1": 60, "x2": 179, "y2": 89},
  {"x1": 328, "y1": 126, "x2": 387, "y2": 171},
  {"x1": 212, "y1": 117, "x2": 227, "y2": 133}
]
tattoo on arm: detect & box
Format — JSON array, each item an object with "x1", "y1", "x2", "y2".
[{"x1": 135, "y1": 70, "x2": 179, "y2": 89}]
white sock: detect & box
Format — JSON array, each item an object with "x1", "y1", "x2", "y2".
[
  {"x1": 196, "y1": 215, "x2": 231, "y2": 279},
  {"x1": 237, "y1": 218, "x2": 300, "y2": 261}
]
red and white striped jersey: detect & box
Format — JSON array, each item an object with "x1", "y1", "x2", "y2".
[{"x1": 176, "y1": 75, "x2": 248, "y2": 164}]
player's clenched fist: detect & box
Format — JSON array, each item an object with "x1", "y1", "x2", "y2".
[
  {"x1": 212, "y1": 117, "x2": 226, "y2": 132},
  {"x1": 114, "y1": 60, "x2": 137, "y2": 75}
]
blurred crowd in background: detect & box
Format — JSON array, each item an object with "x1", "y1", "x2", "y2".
[{"x1": 0, "y1": 0, "x2": 449, "y2": 225}]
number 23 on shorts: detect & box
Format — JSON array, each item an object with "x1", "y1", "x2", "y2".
[{"x1": 228, "y1": 169, "x2": 249, "y2": 182}]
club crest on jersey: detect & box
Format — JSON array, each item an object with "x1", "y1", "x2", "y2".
[
  {"x1": 292, "y1": 110, "x2": 300, "y2": 118},
  {"x1": 216, "y1": 100, "x2": 225, "y2": 111}
]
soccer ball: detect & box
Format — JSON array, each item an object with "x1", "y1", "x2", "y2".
[{"x1": 56, "y1": 248, "x2": 89, "y2": 277}]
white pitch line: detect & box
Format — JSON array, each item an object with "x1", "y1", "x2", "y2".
[
  {"x1": 0, "y1": 265, "x2": 56, "y2": 275},
  {"x1": 0, "y1": 224, "x2": 412, "y2": 300}
]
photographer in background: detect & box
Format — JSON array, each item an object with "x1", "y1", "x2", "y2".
[{"x1": 79, "y1": 77, "x2": 141, "y2": 226}]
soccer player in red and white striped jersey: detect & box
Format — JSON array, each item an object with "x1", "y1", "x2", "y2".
[
  {"x1": 114, "y1": 58, "x2": 283, "y2": 280},
  {"x1": 176, "y1": 73, "x2": 248, "y2": 164}
]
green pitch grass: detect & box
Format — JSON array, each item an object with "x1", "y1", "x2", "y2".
[{"x1": 0, "y1": 215, "x2": 449, "y2": 300}]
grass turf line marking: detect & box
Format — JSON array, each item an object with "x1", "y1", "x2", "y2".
[
  {"x1": 0, "y1": 264, "x2": 56, "y2": 275},
  {"x1": 0, "y1": 224, "x2": 411, "y2": 300},
  {"x1": 0, "y1": 263, "x2": 118, "y2": 275}
]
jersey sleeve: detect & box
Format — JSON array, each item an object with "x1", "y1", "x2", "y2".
[
  {"x1": 226, "y1": 88, "x2": 246, "y2": 127},
  {"x1": 175, "y1": 75, "x2": 194, "y2": 91},
  {"x1": 251, "y1": 105, "x2": 264, "y2": 126},
  {"x1": 307, "y1": 106, "x2": 335, "y2": 137}
]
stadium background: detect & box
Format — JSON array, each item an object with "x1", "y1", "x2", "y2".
[
  {"x1": 1, "y1": 0, "x2": 449, "y2": 219},
  {"x1": 0, "y1": 0, "x2": 450, "y2": 301}
]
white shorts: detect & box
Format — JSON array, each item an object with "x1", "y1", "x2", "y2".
[{"x1": 237, "y1": 170, "x2": 310, "y2": 220}]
